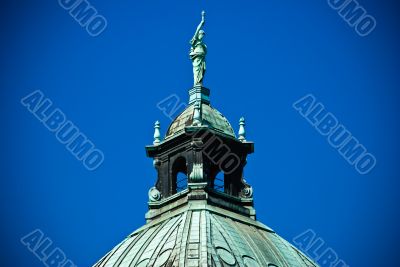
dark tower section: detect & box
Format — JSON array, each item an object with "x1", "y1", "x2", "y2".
[{"x1": 145, "y1": 86, "x2": 256, "y2": 221}]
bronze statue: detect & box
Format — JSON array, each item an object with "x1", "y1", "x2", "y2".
[{"x1": 190, "y1": 11, "x2": 207, "y2": 86}]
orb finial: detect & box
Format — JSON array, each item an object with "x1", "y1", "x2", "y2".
[
  {"x1": 238, "y1": 117, "x2": 246, "y2": 142},
  {"x1": 153, "y1": 120, "x2": 161, "y2": 145}
]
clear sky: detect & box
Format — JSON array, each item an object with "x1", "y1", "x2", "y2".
[{"x1": 1, "y1": 0, "x2": 399, "y2": 266}]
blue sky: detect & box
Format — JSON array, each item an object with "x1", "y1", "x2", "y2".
[{"x1": 1, "y1": 0, "x2": 399, "y2": 266}]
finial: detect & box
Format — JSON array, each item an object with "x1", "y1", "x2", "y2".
[
  {"x1": 192, "y1": 102, "x2": 202, "y2": 126},
  {"x1": 153, "y1": 120, "x2": 161, "y2": 145},
  {"x1": 238, "y1": 117, "x2": 246, "y2": 142}
]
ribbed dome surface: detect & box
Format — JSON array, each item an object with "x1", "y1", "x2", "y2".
[
  {"x1": 165, "y1": 104, "x2": 235, "y2": 140},
  {"x1": 93, "y1": 205, "x2": 317, "y2": 267}
]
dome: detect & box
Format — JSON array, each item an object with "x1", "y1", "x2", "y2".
[
  {"x1": 94, "y1": 12, "x2": 318, "y2": 267},
  {"x1": 165, "y1": 103, "x2": 236, "y2": 140},
  {"x1": 93, "y1": 204, "x2": 317, "y2": 267}
]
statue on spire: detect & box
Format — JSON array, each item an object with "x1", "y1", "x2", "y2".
[{"x1": 190, "y1": 11, "x2": 207, "y2": 86}]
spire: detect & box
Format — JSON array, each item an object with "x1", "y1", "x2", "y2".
[
  {"x1": 153, "y1": 121, "x2": 161, "y2": 145},
  {"x1": 238, "y1": 117, "x2": 246, "y2": 142}
]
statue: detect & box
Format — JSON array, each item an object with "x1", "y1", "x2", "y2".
[{"x1": 190, "y1": 11, "x2": 207, "y2": 86}]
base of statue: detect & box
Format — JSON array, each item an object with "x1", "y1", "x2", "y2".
[{"x1": 188, "y1": 85, "x2": 210, "y2": 105}]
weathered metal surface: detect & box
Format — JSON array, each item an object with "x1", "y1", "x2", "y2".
[
  {"x1": 165, "y1": 103, "x2": 235, "y2": 140},
  {"x1": 93, "y1": 205, "x2": 317, "y2": 267}
]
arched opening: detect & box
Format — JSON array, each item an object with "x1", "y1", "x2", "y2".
[
  {"x1": 171, "y1": 157, "x2": 188, "y2": 194},
  {"x1": 176, "y1": 172, "x2": 188, "y2": 192},
  {"x1": 213, "y1": 171, "x2": 225, "y2": 193},
  {"x1": 209, "y1": 164, "x2": 225, "y2": 193}
]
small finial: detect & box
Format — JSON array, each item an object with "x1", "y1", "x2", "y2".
[
  {"x1": 153, "y1": 120, "x2": 161, "y2": 145},
  {"x1": 238, "y1": 117, "x2": 246, "y2": 142},
  {"x1": 192, "y1": 102, "x2": 202, "y2": 126}
]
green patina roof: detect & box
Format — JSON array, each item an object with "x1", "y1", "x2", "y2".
[
  {"x1": 165, "y1": 104, "x2": 236, "y2": 140},
  {"x1": 93, "y1": 202, "x2": 317, "y2": 267}
]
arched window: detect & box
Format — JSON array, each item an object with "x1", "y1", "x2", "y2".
[
  {"x1": 171, "y1": 157, "x2": 188, "y2": 193},
  {"x1": 176, "y1": 172, "x2": 188, "y2": 192},
  {"x1": 213, "y1": 171, "x2": 225, "y2": 193}
]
